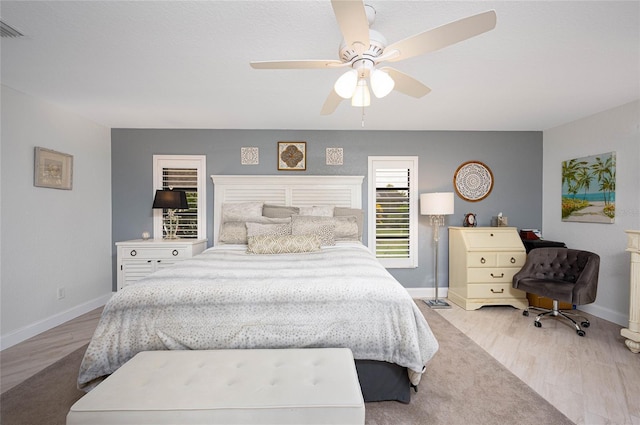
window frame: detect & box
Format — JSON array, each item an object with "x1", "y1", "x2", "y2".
[
  {"x1": 153, "y1": 155, "x2": 206, "y2": 240},
  {"x1": 367, "y1": 156, "x2": 419, "y2": 268}
]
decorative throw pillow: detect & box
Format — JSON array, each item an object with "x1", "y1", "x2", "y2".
[
  {"x1": 219, "y1": 222, "x2": 248, "y2": 244},
  {"x1": 291, "y1": 216, "x2": 335, "y2": 246},
  {"x1": 262, "y1": 204, "x2": 300, "y2": 218},
  {"x1": 247, "y1": 234, "x2": 321, "y2": 254},
  {"x1": 219, "y1": 217, "x2": 291, "y2": 244},
  {"x1": 222, "y1": 201, "x2": 264, "y2": 223},
  {"x1": 246, "y1": 222, "x2": 292, "y2": 238},
  {"x1": 334, "y1": 207, "x2": 364, "y2": 239},
  {"x1": 332, "y1": 216, "x2": 359, "y2": 241},
  {"x1": 298, "y1": 205, "x2": 335, "y2": 217}
]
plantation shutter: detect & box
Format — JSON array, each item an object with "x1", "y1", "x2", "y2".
[
  {"x1": 375, "y1": 168, "x2": 411, "y2": 258},
  {"x1": 161, "y1": 167, "x2": 198, "y2": 238},
  {"x1": 153, "y1": 155, "x2": 206, "y2": 240},
  {"x1": 368, "y1": 157, "x2": 419, "y2": 268}
]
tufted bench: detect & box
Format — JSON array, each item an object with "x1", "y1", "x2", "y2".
[{"x1": 67, "y1": 348, "x2": 365, "y2": 425}]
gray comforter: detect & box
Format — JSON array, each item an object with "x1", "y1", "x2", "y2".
[{"x1": 78, "y1": 243, "x2": 439, "y2": 391}]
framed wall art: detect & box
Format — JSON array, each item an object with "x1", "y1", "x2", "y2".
[
  {"x1": 562, "y1": 151, "x2": 615, "y2": 223},
  {"x1": 326, "y1": 147, "x2": 344, "y2": 165},
  {"x1": 241, "y1": 147, "x2": 259, "y2": 165},
  {"x1": 278, "y1": 141, "x2": 306, "y2": 171},
  {"x1": 453, "y1": 160, "x2": 493, "y2": 202},
  {"x1": 34, "y1": 147, "x2": 73, "y2": 190}
]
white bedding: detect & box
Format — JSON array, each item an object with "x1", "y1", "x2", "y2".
[{"x1": 78, "y1": 242, "x2": 439, "y2": 391}]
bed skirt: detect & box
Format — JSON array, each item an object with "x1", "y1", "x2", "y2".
[{"x1": 355, "y1": 360, "x2": 411, "y2": 403}]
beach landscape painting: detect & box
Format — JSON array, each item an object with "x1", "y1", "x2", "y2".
[{"x1": 562, "y1": 152, "x2": 616, "y2": 223}]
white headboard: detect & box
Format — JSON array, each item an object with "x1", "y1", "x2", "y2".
[{"x1": 211, "y1": 175, "x2": 364, "y2": 245}]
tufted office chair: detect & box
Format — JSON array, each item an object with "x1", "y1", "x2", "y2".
[{"x1": 512, "y1": 247, "x2": 600, "y2": 336}]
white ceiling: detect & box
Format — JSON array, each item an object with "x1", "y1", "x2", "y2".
[{"x1": 1, "y1": 1, "x2": 638, "y2": 131}]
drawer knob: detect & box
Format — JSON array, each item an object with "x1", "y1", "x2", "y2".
[
  {"x1": 490, "y1": 233, "x2": 494, "y2": 237},
  {"x1": 491, "y1": 273, "x2": 504, "y2": 278},
  {"x1": 130, "y1": 250, "x2": 137, "y2": 257},
  {"x1": 490, "y1": 288, "x2": 505, "y2": 294},
  {"x1": 480, "y1": 257, "x2": 486, "y2": 264},
  {"x1": 510, "y1": 257, "x2": 516, "y2": 264},
  {"x1": 172, "y1": 250, "x2": 179, "y2": 256}
]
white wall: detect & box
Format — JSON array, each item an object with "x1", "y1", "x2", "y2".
[
  {"x1": 543, "y1": 100, "x2": 640, "y2": 326},
  {"x1": 0, "y1": 86, "x2": 113, "y2": 349}
]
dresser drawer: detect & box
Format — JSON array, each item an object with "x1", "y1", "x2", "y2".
[
  {"x1": 122, "y1": 247, "x2": 188, "y2": 259},
  {"x1": 463, "y1": 229, "x2": 524, "y2": 249},
  {"x1": 466, "y1": 267, "x2": 520, "y2": 283},
  {"x1": 468, "y1": 252, "x2": 497, "y2": 267},
  {"x1": 466, "y1": 283, "x2": 526, "y2": 299},
  {"x1": 497, "y1": 252, "x2": 526, "y2": 267}
]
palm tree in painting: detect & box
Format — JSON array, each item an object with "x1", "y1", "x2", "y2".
[
  {"x1": 591, "y1": 155, "x2": 616, "y2": 205},
  {"x1": 575, "y1": 164, "x2": 594, "y2": 201},
  {"x1": 562, "y1": 158, "x2": 586, "y2": 199}
]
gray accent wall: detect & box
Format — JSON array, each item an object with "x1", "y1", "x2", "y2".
[{"x1": 111, "y1": 129, "x2": 542, "y2": 290}]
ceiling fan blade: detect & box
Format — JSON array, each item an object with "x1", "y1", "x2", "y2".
[
  {"x1": 250, "y1": 60, "x2": 345, "y2": 69},
  {"x1": 380, "y1": 67, "x2": 431, "y2": 98},
  {"x1": 331, "y1": 0, "x2": 370, "y2": 55},
  {"x1": 320, "y1": 89, "x2": 344, "y2": 115},
  {"x1": 384, "y1": 10, "x2": 497, "y2": 63}
]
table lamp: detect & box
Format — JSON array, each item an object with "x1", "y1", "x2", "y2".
[{"x1": 152, "y1": 189, "x2": 188, "y2": 239}]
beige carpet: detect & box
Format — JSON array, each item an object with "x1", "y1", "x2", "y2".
[{"x1": 1, "y1": 302, "x2": 573, "y2": 425}]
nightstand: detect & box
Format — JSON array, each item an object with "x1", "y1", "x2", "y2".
[{"x1": 116, "y1": 239, "x2": 207, "y2": 290}]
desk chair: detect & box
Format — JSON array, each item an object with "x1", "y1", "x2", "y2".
[{"x1": 512, "y1": 247, "x2": 600, "y2": 336}]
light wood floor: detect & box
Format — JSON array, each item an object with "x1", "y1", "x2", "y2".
[{"x1": 1, "y1": 301, "x2": 639, "y2": 425}]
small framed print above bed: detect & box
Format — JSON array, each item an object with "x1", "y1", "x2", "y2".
[{"x1": 278, "y1": 141, "x2": 306, "y2": 171}]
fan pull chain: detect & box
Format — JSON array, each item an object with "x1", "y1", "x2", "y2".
[{"x1": 361, "y1": 104, "x2": 365, "y2": 128}]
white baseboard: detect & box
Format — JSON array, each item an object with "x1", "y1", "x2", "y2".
[
  {"x1": 578, "y1": 303, "x2": 629, "y2": 327},
  {"x1": 0, "y1": 293, "x2": 112, "y2": 351},
  {"x1": 406, "y1": 287, "x2": 449, "y2": 299}
]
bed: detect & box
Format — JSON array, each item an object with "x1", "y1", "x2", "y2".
[{"x1": 78, "y1": 175, "x2": 439, "y2": 403}]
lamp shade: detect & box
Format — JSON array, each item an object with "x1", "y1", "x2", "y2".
[
  {"x1": 334, "y1": 69, "x2": 358, "y2": 99},
  {"x1": 351, "y1": 78, "x2": 371, "y2": 107},
  {"x1": 152, "y1": 189, "x2": 188, "y2": 209},
  {"x1": 371, "y1": 69, "x2": 395, "y2": 98},
  {"x1": 420, "y1": 192, "x2": 454, "y2": 215}
]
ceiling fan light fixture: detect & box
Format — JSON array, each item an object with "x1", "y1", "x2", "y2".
[
  {"x1": 334, "y1": 69, "x2": 358, "y2": 99},
  {"x1": 371, "y1": 69, "x2": 395, "y2": 98},
  {"x1": 351, "y1": 78, "x2": 371, "y2": 107}
]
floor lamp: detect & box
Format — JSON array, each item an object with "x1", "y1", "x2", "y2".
[{"x1": 420, "y1": 192, "x2": 454, "y2": 309}]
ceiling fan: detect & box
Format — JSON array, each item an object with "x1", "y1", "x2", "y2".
[{"x1": 250, "y1": 1, "x2": 497, "y2": 115}]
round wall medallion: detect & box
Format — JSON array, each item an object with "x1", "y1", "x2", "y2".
[{"x1": 454, "y1": 160, "x2": 494, "y2": 202}]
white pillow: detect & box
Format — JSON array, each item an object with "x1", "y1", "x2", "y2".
[
  {"x1": 298, "y1": 205, "x2": 335, "y2": 217},
  {"x1": 222, "y1": 201, "x2": 264, "y2": 222}
]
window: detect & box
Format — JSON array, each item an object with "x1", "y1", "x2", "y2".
[
  {"x1": 153, "y1": 155, "x2": 206, "y2": 239},
  {"x1": 368, "y1": 156, "x2": 419, "y2": 268}
]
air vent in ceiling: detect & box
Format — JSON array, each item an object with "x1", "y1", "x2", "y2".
[{"x1": 1, "y1": 19, "x2": 24, "y2": 38}]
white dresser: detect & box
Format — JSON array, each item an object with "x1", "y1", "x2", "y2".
[
  {"x1": 448, "y1": 227, "x2": 528, "y2": 310},
  {"x1": 116, "y1": 239, "x2": 207, "y2": 290}
]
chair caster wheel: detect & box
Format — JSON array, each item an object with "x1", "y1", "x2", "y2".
[
  {"x1": 577, "y1": 329, "x2": 586, "y2": 337},
  {"x1": 534, "y1": 321, "x2": 542, "y2": 328},
  {"x1": 581, "y1": 321, "x2": 590, "y2": 328},
  {"x1": 523, "y1": 311, "x2": 529, "y2": 316}
]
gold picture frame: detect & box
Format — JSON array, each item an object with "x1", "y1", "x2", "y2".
[
  {"x1": 34, "y1": 147, "x2": 73, "y2": 190},
  {"x1": 278, "y1": 141, "x2": 306, "y2": 171}
]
